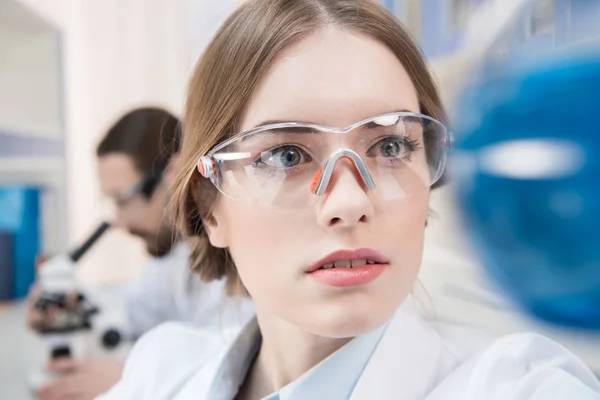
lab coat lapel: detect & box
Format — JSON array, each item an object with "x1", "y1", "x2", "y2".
[{"x1": 349, "y1": 300, "x2": 444, "y2": 400}]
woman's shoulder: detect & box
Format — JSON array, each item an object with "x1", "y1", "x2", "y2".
[
  {"x1": 98, "y1": 322, "x2": 238, "y2": 399},
  {"x1": 126, "y1": 320, "x2": 237, "y2": 368},
  {"x1": 429, "y1": 331, "x2": 600, "y2": 399}
]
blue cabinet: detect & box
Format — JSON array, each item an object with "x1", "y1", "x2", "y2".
[
  {"x1": 0, "y1": 232, "x2": 14, "y2": 300},
  {"x1": 0, "y1": 187, "x2": 41, "y2": 299}
]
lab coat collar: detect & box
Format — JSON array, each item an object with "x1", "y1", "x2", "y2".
[
  {"x1": 204, "y1": 318, "x2": 261, "y2": 399},
  {"x1": 349, "y1": 299, "x2": 445, "y2": 400},
  {"x1": 276, "y1": 321, "x2": 386, "y2": 399}
]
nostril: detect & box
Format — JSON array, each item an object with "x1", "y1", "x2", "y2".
[{"x1": 329, "y1": 214, "x2": 368, "y2": 226}]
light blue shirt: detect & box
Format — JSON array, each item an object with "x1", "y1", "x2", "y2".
[{"x1": 206, "y1": 318, "x2": 386, "y2": 400}]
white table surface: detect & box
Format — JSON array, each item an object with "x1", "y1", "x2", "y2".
[{"x1": 0, "y1": 301, "x2": 46, "y2": 400}]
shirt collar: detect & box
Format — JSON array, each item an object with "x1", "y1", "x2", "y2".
[
  {"x1": 208, "y1": 317, "x2": 386, "y2": 400},
  {"x1": 272, "y1": 323, "x2": 386, "y2": 400}
]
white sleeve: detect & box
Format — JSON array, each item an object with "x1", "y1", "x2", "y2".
[
  {"x1": 95, "y1": 323, "x2": 160, "y2": 400},
  {"x1": 505, "y1": 333, "x2": 600, "y2": 400},
  {"x1": 122, "y1": 257, "x2": 179, "y2": 338},
  {"x1": 427, "y1": 332, "x2": 600, "y2": 400},
  {"x1": 527, "y1": 369, "x2": 600, "y2": 399},
  {"x1": 121, "y1": 242, "x2": 252, "y2": 336},
  {"x1": 96, "y1": 322, "x2": 222, "y2": 400}
]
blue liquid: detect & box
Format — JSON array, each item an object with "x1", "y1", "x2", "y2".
[{"x1": 452, "y1": 49, "x2": 600, "y2": 330}]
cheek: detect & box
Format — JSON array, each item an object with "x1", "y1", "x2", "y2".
[
  {"x1": 382, "y1": 189, "x2": 428, "y2": 234},
  {"x1": 381, "y1": 193, "x2": 429, "y2": 274},
  {"x1": 219, "y1": 201, "x2": 311, "y2": 297}
]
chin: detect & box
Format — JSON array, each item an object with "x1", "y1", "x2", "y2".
[
  {"x1": 146, "y1": 242, "x2": 171, "y2": 258},
  {"x1": 300, "y1": 294, "x2": 400, "y2": 338}
]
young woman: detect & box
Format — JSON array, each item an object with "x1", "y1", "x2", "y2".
[{"x1": 100, "y1": 1, "x2": 600, "y2": 399}]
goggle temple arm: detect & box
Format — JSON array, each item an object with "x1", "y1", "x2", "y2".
[{"x1": 198, "y1": 156, "x2": 216, "y2": 178}]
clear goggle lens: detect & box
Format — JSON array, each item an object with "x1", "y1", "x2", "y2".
[{"x1": 198, "y1": 113, "x2": 449, "y2": 208}]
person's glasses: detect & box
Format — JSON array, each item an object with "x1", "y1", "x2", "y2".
[
  {"x1": 112, "y1": 180, "x2": 146, "y2": 207},
  {"x1": 197, "y1": 112, "x2": 450, "y2": 208},
  {"x1": 100, "y1": 171, "x2": 164, "y2": 220}
]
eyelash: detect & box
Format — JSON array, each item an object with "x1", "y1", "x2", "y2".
[
  {"x1": 250, "y1": 144, "x2": 312, "y2": 175},
  {"x1": 369, "y1": 135, "x2": 422, "y2": 163}
]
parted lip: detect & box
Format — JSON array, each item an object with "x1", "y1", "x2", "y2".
[{"x1": 305, "y1": 248, "x2": 389, "y2": 272}]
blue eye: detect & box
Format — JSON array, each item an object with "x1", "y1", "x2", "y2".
[
  {"x1": 257, "y1": 145, "x2": 312, "y2": 169},
  {"x1": 378, "y1": 138, "x2": 403, "y2": 157},
  {"x1": 367, "y1": 137, "x2": 412, "y2": 158}
]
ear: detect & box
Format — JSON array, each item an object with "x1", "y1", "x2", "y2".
[
  {"x1": 203, "y1": 210, "x2": 229, "y2": 249},
  {"x1": 190, "y1": 178, "x2": 228, "y2": 248},
  {"x1": 189, "y1": 172, "x2": 228, "y2": 248}
]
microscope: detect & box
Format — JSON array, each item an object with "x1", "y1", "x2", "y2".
[{"x1": 30, "y1": 222, "x2": 131, "y2": 388}]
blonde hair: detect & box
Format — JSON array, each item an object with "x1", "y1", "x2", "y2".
[{"x1": 172, "y1": 0, "x2": 446, "y2": 295}]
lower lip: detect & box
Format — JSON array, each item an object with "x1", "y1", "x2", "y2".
[{"x1": 307, "y1": 264, "x2": 387, "y2": 287}]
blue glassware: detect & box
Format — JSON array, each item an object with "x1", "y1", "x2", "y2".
[{"x1": 452, "y1": 49, "x2": 600, "y2": 330}]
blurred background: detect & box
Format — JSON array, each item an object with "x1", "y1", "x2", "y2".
[{"x1": 1, "y1": 0, "x2": 599, "y2": 398}]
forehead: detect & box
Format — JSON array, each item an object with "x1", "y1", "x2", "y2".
[
  {"x1": 97, "y1": 153, "x2": 142, "y2": 196},
  {"x1": 240, "y1": 27, "x2": 420, "y2": 131}
]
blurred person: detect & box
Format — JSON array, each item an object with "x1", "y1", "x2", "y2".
[
  {"x1": 99, "y1": 1, "x2": 600, "y2": 399},
  {"x1": 27, "y1": 107, "x2": 254, "y2": 400}
]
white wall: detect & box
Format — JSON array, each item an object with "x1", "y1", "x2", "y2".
[
  {"x1": 15, "y1": 0, "x2": 212, "y2": 282},
  {"x1": 0, "y1": 32, "x2": 62, "y2": 138}
]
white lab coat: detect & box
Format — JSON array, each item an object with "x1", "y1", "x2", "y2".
[
  {"x1": 98, "y1": 298, "x2": 600, "y2": 399},
  {"x1": 119, "y1": 242, "x2": 254, "y2": 338}
]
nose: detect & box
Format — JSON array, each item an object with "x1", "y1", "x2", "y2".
[{"x1": 316, "y1": 157, "x2": 375, "y2": 229}]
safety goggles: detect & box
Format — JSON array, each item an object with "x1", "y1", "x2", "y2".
[{"x1": 197, "y1": 112, "x2": 450, "y2": 208}]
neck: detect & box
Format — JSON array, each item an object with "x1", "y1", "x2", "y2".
[{"x1": 242, "y1": 310, "x2": 352, "y2": 398}]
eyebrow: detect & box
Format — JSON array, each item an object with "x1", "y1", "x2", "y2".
[
  {"x1": 238, "y1": 126, "x2": 317, "y2": 144},
  {"x1": 251, "y1": 109, "x2": 417, "y2": 129}
]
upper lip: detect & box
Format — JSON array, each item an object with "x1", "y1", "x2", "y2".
[{"x1": 306, "y1": 248, "x2": 389, "y2": 272}]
